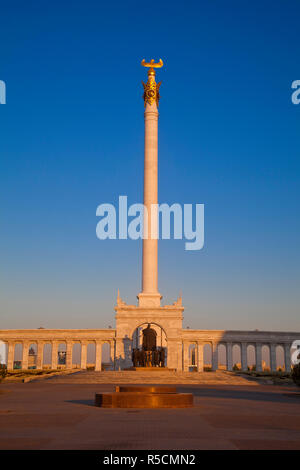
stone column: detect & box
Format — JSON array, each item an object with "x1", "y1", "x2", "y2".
[
  {"x1": 284, "y1": 343, "x2": 291, "y2": 372},
  {"x1": 270, "y1": 343, "x2": 277, "y2": 372},
  {"x1": 95, "y1": 341, "x2": 102, "y2": 371},
  {"x1": 255, "y1": 343, "x2": 263, "y2": 372},
  {"x1": 7, "y1": 342, "x2": 14, "y2": 370},
  {"x1": 22, "y1": 341, "x2": 29, "y2": 370},
  {"x1": 212, "y1": 342, "x2": 218, "y2": 371},
  {"x1": 138, "y1": 68, "x2": 162, "y2": 308},
  {"x1": 241, "y1": 343, "x2": 248, "y2": 371},
  {"x1": 80, "y1": 341, "x2": 87, "y2": 370},
  {"x1": 36, "y1": 341, "x2": 44, "y2": 369},
  {"x1": 197, "y1": 342, "x2": 204, "y2": 372},
  {"x1": 183, "y1": 342, "x2": 189, "y2": 371},
  {"x1": 226, "y1": 342, "x2": 233, "y2": 371},
  {"x1": 66, "y1": 341, "x2": 73, "y2": 369},
  {"x1": 51, "y1": 341, "x2": 58, "y2": 369}
]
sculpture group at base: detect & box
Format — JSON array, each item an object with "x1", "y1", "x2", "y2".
[
  {"x1": 131, "y1": 323, "x2": 166, "y2": 368},
  {"x1": 131, "y1": 347, "x2": 165, "y2": 368}
]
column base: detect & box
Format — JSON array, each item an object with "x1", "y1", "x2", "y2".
[{"x1": 137, "y1": 292, "x2": 162, "y2": 308}]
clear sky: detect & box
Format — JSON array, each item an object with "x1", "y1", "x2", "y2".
[{"x1": 1, "y1": 0, "x2": 299, "y2": 331}]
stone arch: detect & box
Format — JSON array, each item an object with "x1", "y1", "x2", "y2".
[
  {"x1": 43, "y1": 343, "x2": 52, "y2": 368},
  {"x1": 131, "y1": 322, "x2": 168, "y2": 346},
  {"x1": 276, "y1": 344, "x2": 284, "y2": 371},
  {"x1": 232, "y1": 343, "x2": 241, "y2": 370}
]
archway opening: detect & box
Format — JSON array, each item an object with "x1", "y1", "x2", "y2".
[
  {"x1": 232, "y1": 344, "x2": 241, "y2": 370},
  {"x1": 203, "y1": 343, "x2": 212, "y2": 371},
  {"x1": 43, "y1": 343, "x2": 52, "y2": 369},
  {"x1": 247, "y1": 345, "x2": 256, "y2": 371},
  {"x1": 58, "y1": 342, "x2": 67, "y2": 368},
  {"x1": 72, "y1": 343, "x2": 81, "y2": 368},
  {"x1": 87, "y1": 343, "x2": 96, "y2": 369},
  {"x1": 218, "y1": 344, "x2": 226, "y2": 370}
]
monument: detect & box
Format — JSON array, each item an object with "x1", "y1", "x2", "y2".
[
  {"x1": 0, "y1": 59, "x2": 299, "y2": 375},
  {"x1": 114, "y1": 59, "x2": 184, "y2": 371}
]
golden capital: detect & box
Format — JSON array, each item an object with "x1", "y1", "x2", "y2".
[{"x1": 141, "y1": 58, "x2": 163, "y2": 107}]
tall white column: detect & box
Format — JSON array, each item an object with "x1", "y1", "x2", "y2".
[{"x1": 138, "y1": 65, "x2": 162, "y2": 308}]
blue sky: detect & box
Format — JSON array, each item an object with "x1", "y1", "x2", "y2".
[{"x1": 1, "y1": 0, "x2": 299, "y2": 331}]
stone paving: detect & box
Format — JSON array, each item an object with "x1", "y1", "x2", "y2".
[{"x1": 0, "y1": 371, "x2": 300, "y2": 449}]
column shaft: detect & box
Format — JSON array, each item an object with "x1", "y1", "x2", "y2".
[
  {"x1": 22, "y1": 342, "x2": 29, "y2": 370},
  {"x1": 95, "y1": 341, "x2": 102, "y2": 371},
  {"x1": 141, "y1": 103, "x2": 159, "y2": 297},
  {"x1": 183, "y1": 342, "x2": 189, "y2": 371},
  {"x1": 36, "y1": 342, "x2": 44, "y2": 369},
  {"x1": 51, "y1": 341, "x2": 58, "y2": 369},
  {"x1": 284, "y1": 343, "x2": 291, "y2": 372},
  {"x1": 110, "y1": 340, "x2": 115, "y2": 370},
  {"x1": 256, "y1": 343, "x2": 263, "y2": 372},
  {"x1": 197, "y1": 342, "x2": 204, "y2": 372},
  {"x1": 241, "y1": 343, "x2": 248, "y2": 371},
  {"x1": 7, "y1": 342, "x2": 14, "y2": 370},
  {"x1": 270, "y1": 343, "x2": 277, "y2": 372},
  {"x1": 226, "y1": 343, "x2": 233, "y2": 371},
  {"x1": 80, "y1": 342, "x2": 87, "y2": 370},
  {"x1": 66, "y1": 341, "x2": 73, "y2": 369},
  {"x1": 212, "y1": 343, "x2": 218, "y2": 371}
]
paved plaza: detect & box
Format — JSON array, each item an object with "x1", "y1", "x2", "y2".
[{"x1": 1, "y1": 374, "x2": 300, "y2": 450}]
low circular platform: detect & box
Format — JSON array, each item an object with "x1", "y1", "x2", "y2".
[{"x1": 95, "y1": 385, "x2": 193, "y2": 408}]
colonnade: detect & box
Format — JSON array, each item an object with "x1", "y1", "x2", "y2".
[
  {"x1": 182, "y1": 341, "x2": 292, "y2": 372},
  {"x1": 5, "y1": 339, "x2": 115, "y2": 371}
]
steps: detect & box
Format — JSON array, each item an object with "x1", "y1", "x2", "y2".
[{"x1": 42, "y1": 370, "x2": 258, "y2": 385}]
